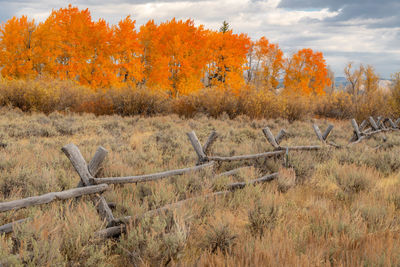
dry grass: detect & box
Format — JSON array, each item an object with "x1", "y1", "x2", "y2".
[
  {"x1": 1, "y1": 107, "x2": 400, "y2": 266},
  {"x1": 0, "y1": 77, "x2": 395, "y2": 120}
]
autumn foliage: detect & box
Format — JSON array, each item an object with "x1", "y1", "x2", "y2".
[
  {"x1": 284, "y1": 48, "x2": 331, "y2": 95},
  {"x1": 0, "y1": 5, "x2": 331, "y2": 97}
]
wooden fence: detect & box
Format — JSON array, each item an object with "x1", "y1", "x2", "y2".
[{"x1": 0, "y1": 116, "x2": 399, "y2": 239}]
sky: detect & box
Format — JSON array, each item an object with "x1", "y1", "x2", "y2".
[{"x1": 0, "y1": 0, "x2": 399, "y2": 78}]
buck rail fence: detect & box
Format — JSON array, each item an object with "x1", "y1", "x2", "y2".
[{"x1": 0, "y1": 115, "x2": 399, "y2": 240}]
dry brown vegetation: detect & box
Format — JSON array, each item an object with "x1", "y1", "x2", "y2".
[
  {"x1": 0, "y1": 77, "x2": 398, "y2": 122},
  {"x1": 1, "y1": 108, "x2": 400, "y2": 266}
]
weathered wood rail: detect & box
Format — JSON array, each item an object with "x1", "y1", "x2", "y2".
[
  {"x1": 90, "y1": 161, "x2": 215, "y2": 185},
  {"x1": 1, "y1": 115, "x2": 400, "y2": 242},
  {"x1": 0, "y1": 184, "x2": 108, "y2": 213}
]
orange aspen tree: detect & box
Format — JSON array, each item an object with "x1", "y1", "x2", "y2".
[
  {"x1": 254, "y1": 36, "x2": 283, "y2": 90},
  {"x1": 0, "y1": 16, "x2": 37, "y2": 78},
  {"x1": 86, "y1": 18, "x2": 115, "y2": 88},
  {"x1": 112, "y1": 16, "x2": 144, "y2": 87},
  {"x1": 207, "y1": 22, "x2": 251, "y2": 94},
  {"x1": 139, "y1": 20, "x2": 161, "y2": 89},
  {"x1": 142, "y1": 19, "x2": 209, "y2": 96},
  {"x1": 284, "y1": 48, "x2": 331, "y2": 95},
  {"x1": 40, "y1": 5, "x2": 115, "y2": 88}
]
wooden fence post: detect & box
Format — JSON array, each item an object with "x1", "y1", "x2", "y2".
[
  {"x1": 203, "y1": 131, "x2": 218, "y2": 155},
  {"x1": 313, "y1": 124, "x2": 335, "y2": 147},
  {"x1": 262, "y1": 127, "x2": 280, "y2": 149},
  {"x1": 187, "y1": 130, "x2": 219, "y2": 165},
  {"x1": 312, "y1": 124, "x2": 324, "y2": 142},
  {"x1": 388, "y1": 118, "x2": 397, "y2": 129},
  {"x1": 351, "y1": 119, "x2": 361, "y2": 141},
  {"x1": 359, "y1": 120, "x2": 368, "y2": 132},
  {"x1": 275, "y1": 129, "x2": 288, "y2": 145},
  {"x1": 368, "y1": 117, "x2": 379, "y2": 131},
  {"x1": 187, "y1": 131, "x2": 208, "y2": 164},
  {"x1": 395, "y1": 118, "x2": 400, "y2": 128}
]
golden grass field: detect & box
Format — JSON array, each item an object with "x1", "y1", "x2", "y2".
[{"x1": 1, "y1": 107, "x2": 400, "y2": 266}]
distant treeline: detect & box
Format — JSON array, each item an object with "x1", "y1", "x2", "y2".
[{"x1": 0, "y1": 5, "x2": 331, "y2": 96}]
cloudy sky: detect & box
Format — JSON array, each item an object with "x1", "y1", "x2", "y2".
[{"x1": 1, "y1": 0, "x2": 399, "y2": 78}]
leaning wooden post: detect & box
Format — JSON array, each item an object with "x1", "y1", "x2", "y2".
[
  {"x1": 88, "y1": 146, "x2": 108, "y2": 177},
  {"x1": 312, "y1": 124, "x2": 324, "y2": 142},
  {"x1": 77, "y1": 146, "x2": 108, "y2": 187},
  {"x1": 313, "y1": 123, "x2": 337, "y2": 147},
  {"x1": 359, "y1": 120, "x2": 368, "y2": 132},
  {"x1": 368, "y1": 116, "x2": 379, "y2": 131},
  {"x1": 187, "y1": 131, "x2": 208, "y2": 164},
  {"x1": 388, "y1": 118, "x2": 397, "y2": 129},
  {"x1": 275, "y1": 129, "x2": 288, "y2": 145},
  {"x1": 395, "y1": 118, "x2": 400, "y2": 128},
  {"x1": 62, "y1": 144, "x2": 115, "y2": 225},
  {"x1": 62, "y1": 144, "x2": 92, "y2": 185},
  {"x1": 376, "y1": 116, "x2": 384, "y2": 129},
  {"x1": 351, "y1": 119, "x2": 361, "y2": 140},
  {"x1": 202, "y1": 131, "x2": 218, "y2": 155},
  {"x1": 322, "y1": 124, "x2": 334, "y2": 141},
  {"x1": 262, "y1": 127, "x2": 279, "y2": 149}
]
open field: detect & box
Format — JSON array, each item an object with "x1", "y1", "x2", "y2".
[{"x1": 1, "y1": 108, "x2": 400, "y2": 266}]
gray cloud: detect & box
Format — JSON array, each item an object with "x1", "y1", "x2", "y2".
[{"x1": 279, "y1": 0, "x2": 400, "y2": 28}]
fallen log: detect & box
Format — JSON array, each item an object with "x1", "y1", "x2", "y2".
[
  {"x1": 0, "y1": 184, "x2": 109, "y2": 213},
  {"x1": 91, "y1": 162, "x2": 215, "y2": 185}
]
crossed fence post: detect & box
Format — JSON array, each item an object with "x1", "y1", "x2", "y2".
[
  {"x1": 186, "y1": 130, "x2": 218, "y2": 164},
  {"x1": 350, "y1": 116, "x2": 399, "y2": 144},
  {"x1": 62, "y1": 144, "x2": 115, "y2": 226},
  {"x1": 262, "y1": 127, "x2": 287, "y2": 149},
  {"x1": 0, "y1": 145, "x2": 111, "y2": 234}
]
